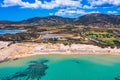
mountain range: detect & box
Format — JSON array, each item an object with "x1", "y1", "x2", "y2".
[
  {"x1": 21, "y1": 16, "x2": 74, "y2": 26},
  {"x1": 0, "y1": 13, "x2": 120, "y2": 27}
]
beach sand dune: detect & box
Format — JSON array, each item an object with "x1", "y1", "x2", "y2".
[{"x1": 0, "y1": 41, "x2": 120, "y2": 62}]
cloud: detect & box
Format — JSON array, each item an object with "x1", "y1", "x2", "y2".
[
  {"x1": 55, "y1": 9, "x2": 86, "y2": 16},
  {"x1": 107, "y1": 11, "x2": 118, "y2": 14},
  {"x1": 83, "y1": 5, "x2": 94, "y2": 9},
  {"x1": 2, "y1": 0, "x2": 120, "y2": 9},
  {"x1": 2, "y1": 0, "x2": 21, "y2": 7},
  {"x1": 2, "y1": 0, "x2": 82, "y2": 9},
  {"x1": 55, "y1": 8, "x2": 100, "y2": 17},
  {"x1": 88, "y1": 0, "x2": 120, "y2": 6},
  {"x1": 1, "y1": 0, "x2": 119, "y2": 17}
]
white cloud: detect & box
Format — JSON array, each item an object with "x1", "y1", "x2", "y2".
[
  {"x1": 2, "y1": 0, "x2": 120, "y2": 10},
  {"x1": 83, "y1": 5, "x2": 94, "y2": 9},
  {"x1": 2, "y1": 0, "x2": 21, "y2": 7},
  {"x1": 88, "y1": 0, "x2": 120, "y2": 6},
  {"x1": 1, "y1": 0, "x2": 119, "y2": 17},
  {"x1": 107, "y1": 11, "x2": 118, "y2": 14},
  {"x1": 55, "y1": 8, "x2": 100, "y2": 17},
  {"x1": 55, "y1": 9, "x2": 86, "y2": 16},
  {"x1": 2, "y1": 0, "x2": 82, "y2": 9}
]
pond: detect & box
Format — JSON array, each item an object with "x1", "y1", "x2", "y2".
[{"x1": 41, "y1": 35, "x2": 64, "y2": 39}]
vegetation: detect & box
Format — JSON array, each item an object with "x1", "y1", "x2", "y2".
[
  {"x1": 0, "y1": 32, "x2": 39, "y2": 42},
  {"x1": 0, "y1": 13, "x2": 120, "y2": 48}
]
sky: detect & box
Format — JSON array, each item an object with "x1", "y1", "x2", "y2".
[{"x1": 0, "y1": 0, "x2": 120, "y2": 21}]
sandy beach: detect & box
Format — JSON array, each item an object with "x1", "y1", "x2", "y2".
[{"x1": 0, "y1": 41, "x2": 120, "y2": 62}]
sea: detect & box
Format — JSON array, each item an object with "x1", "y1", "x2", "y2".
[{"x1": 0, "y1": 54, "x2": 120, "y2": 80}]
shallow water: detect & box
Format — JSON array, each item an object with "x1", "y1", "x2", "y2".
[
  {"x1": 0, "y1": 30, "x2": 25, "y2": 34},
  {"x1": 0, "y1": 55, "x2": 120, "y2": 80}
]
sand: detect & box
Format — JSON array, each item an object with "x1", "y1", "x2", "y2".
[{"x1": 0, "y1": 41, "x2": 120, "y2": 62}]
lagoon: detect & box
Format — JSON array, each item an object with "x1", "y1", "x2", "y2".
[
  {"x1": 0, "y1": 30, "x2": 26, "y2": 34},
  {"x1": 0, "y1": 55, "x2": 120, "y2": 80}
]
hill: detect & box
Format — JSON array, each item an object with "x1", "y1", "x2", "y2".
[
  {"x1": 74, "y1": 13, "x2": 120, "y2": 27},
  {"x1": 21, "y1": 16, "x2": 74, "y2": 26},
  {"x1": 0, "y1": 13, "x2": 120, "y2": 27}
]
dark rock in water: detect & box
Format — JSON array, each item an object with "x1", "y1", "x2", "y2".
[
  {"x1": 25, "y1": 60, "x2": 48, "y2": 79},
  {"x1": 115, "y1": 76, "x2": 120, "y2": 80},
  {"x1": 0, "y1": 58, "x2": 10, "y2": 63},
  {"x1": 11, "y1": 72, "x2": 27, "y2": 79},
  {"x1": 13, "y1": 58, "x2": 19, "y2": 61},
  {"x1": 71, "y1": 60, "x2": 80, "y2": 64},
  {"x1": 2, "y1": 59, "x2": 49, "y2": 80},
  {"x1": 75, "y1": 61, "x2": 80, "y2": 64}
]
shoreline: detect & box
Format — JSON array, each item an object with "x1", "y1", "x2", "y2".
[{"x1": 0, "y1": 41, "x2": 120, "y2": 62}]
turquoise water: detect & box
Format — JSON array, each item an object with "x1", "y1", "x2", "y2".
[
  {"x1": 0, "y1": 30, "x2": 26, "y2": 34},
  {"x1": 0, "y1": 55, "x2": 120, "y2": 80}
]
